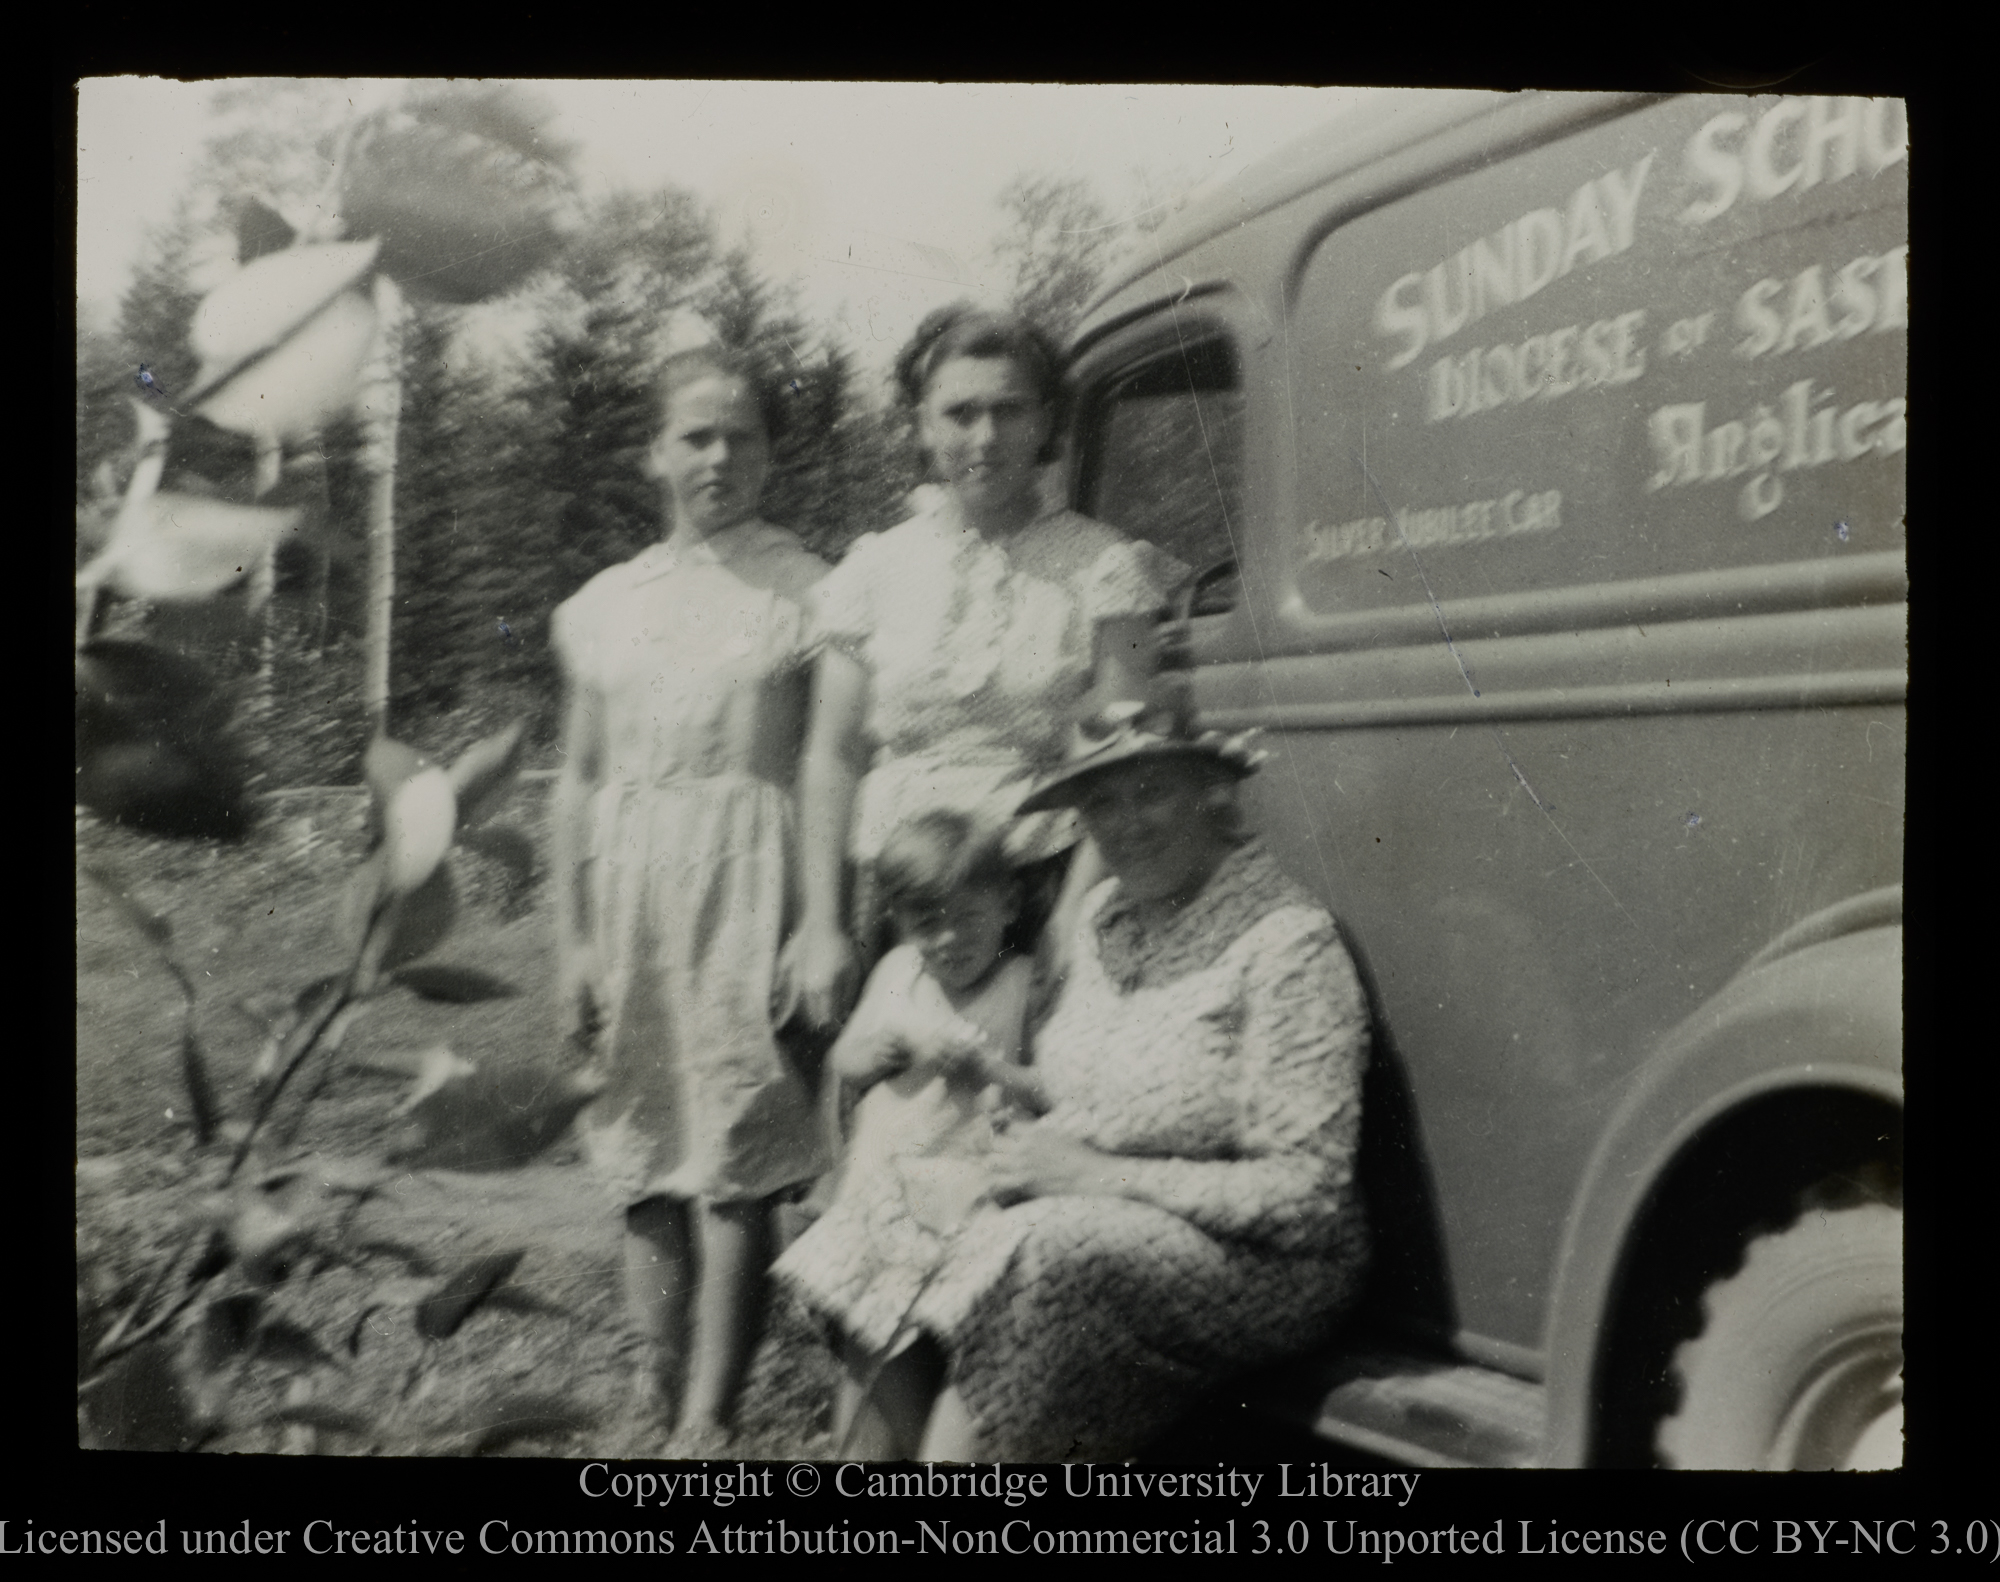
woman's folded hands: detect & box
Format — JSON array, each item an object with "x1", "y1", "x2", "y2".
[{"x1": 985, "y1": 1122, "x2": 1118, "y2": 1205}]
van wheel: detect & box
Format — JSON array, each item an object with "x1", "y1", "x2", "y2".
[{"x1": 1656, "y1": 1202, "x2": 1902, "y2": 1469}]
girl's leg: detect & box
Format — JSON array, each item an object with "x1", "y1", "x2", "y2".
[
  {"x1": 623, "y1": 1197, "x2": 694, "y2": 1420},
  {"x1": 916, "y1": 1380, "x2": 980, "y2": 1462},
  {"x1": 679, "y1": 1197, "x2": 770, "y2": 1433},
  {"x1": 838, "y1": 1334, "x2": 946, "y2": 1460}
]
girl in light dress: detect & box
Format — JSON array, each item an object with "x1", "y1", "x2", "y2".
[
  {"x1": 775, "y1": 811, "x2": 1047, "y2": 1458},
  {"x1": 551, "y1": 345, "x2": 829, "y2": 1446}
]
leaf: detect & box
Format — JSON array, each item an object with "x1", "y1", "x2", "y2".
[
  {"x1": 293, "y1": 973, "x2": 346, "y2": 1017},
  {"x1": 362, "y1": 735, "x2": 430, "y2": 831},
  {"x1": 227, "y1": 1199, "x2": 305, "y2": 1287},
  {"x1": 353, "y1": 863, "x2": 459, "y2": 986},
  {"x1": 75, "y1": 641, "x2": 251, "y2": 842},
  {"x1": 193, "y1": 1291, "x2": 264, "y2": 1371},
  {"x1": 187, "y1": 241, "x2": 382, "y2": 394},
  {"x1": 391, "y1": 1064, "x2": 601, "y2": 1172},
  {"x1": 457, "y1": 824, "x2": 539, "y2": 907},
  {"x1": 380, "y1": 859, "x2": 458, "y2": 969},
  {"x1": 265, "y1": 1402, "x2": 374, "y2": 1438},
  {"x1": 78, "y1": 864, "x2": 173, "y2": 949},
  {"x1": 253, "y1": 1318, "x2": 339, "y2": 1371},
  {"x1": 80, "y1": 492, "x2": 301, "y2": 604},
  {"x1": 415, "y1": 1250, "x2": 525, "y2": 1341},
  {"x1": 383, "y1": 767, "x2": 457, "y2": 895},
  {"x1": 392, "y1": 963, "x2": 519, "y2": 1003},
  {"x1": 184, "y1": 242, "x2": 382, "y2": 439},
  {"x1": 235, "y1": 196, "x2": 297, "y2": 263},
  {"x1": 341, "y1": 89, "x2": 575, "y2": 304},
  {"x1": 447, "y1": 720, "x2": 527, "y2": 829},
  {"x1": 179, "y1": 1026, "x2": 222, "y2": 1146},
  {"x1": 457, "y1": 1394, "x2": 596, "y2": 1456},
  {"x1": 387, "y1": 1045, "x2": 480, "y2": 1118}
]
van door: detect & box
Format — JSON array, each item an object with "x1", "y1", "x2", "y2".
[{"x1": 1073, "y1": 94, "x2": 1906, "y2": 1383}]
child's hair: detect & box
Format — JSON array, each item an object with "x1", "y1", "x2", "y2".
[{"x1": 874, "y1": 811, "x2": 1016, "y2": 916}]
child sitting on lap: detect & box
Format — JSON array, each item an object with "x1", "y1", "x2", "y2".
[{"x1": 774, "y1": 811, "x2": 1045, "y2": 1455}]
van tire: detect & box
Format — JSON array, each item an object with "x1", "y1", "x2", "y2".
[{"x1": 1656, "y1": 1202, "x2": 1902, "y2": 1469}]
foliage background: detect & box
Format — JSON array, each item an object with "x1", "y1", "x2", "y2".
[{"x1": 77, "y1": 86, "x2": 1157, "y2": 797}]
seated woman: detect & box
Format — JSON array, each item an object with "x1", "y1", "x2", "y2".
[{"x1": 806, "y1": 682, "x2": 1372, "y2": 1462}]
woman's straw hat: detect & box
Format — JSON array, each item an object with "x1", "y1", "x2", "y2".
[{"x1": 1016, "y1": 679, "x2": 1266, "y2": 815}]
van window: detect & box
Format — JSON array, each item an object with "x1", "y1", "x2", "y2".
[
  {"x1": 1079, "y1": 335, "x2": 1244, "y2": 612},
  {"x1": 1289, "y1": 95, "x2": 1907, "y2": 616}
]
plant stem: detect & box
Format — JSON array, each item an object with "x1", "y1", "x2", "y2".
[{"x1": 86, "y1": 896, "x2": 392, "y2": 1375}]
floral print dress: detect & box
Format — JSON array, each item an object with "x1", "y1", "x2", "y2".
[
  {"x1": 773, "y1": 946, "x2": 1035, "y2": 1354},
  {"x1": 908, "y1": 842, "x2": 1372, "y2": 1461},
  {"x1": 551, "y1": 522, "x2": 830, "y2": 1207},
  {"x1": 810, "y1": 496, "x2": 1184, "y2": 866}
]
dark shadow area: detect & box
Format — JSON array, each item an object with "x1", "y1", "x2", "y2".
[{"x1": 1339, "y1": 920, "x2": 1455, "y2": 1348}]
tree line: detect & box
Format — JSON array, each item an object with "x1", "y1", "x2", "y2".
[{"x1": 76, "y1": 83, "x2": 1141, "y2": 790}]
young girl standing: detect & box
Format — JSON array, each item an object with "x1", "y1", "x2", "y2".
[
  {"x1": 551, "y1": 345, "x2": 828, "y2": 1444},
  {"x1": 775, "y1": 811, "x2": 1045, "y2": 1458}
]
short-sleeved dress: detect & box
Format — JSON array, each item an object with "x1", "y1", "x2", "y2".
[
  {"x1": 551, "y1": 521, "x2": 830, "y2": 1208},
  {"x1": 811, "y1": 496, "x2": 1184, "y2": 868},
  {"x1": 774, "y1": 946, "x2": 1035, "y2": 1354},
  {"x1": 907, "y1": 841, "x2": 1372, "y2": 1462}
]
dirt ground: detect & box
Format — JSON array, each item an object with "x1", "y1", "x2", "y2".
[
  {"x1": 75, "y1": 782, "x2": 1349, "y2": 1467},
  {"x1": 74, "y1": 782, "x2": 842, "y2": 1460}
]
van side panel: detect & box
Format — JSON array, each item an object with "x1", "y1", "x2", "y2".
[
  {"x1": 1241, "y1": 95, "x2": 1904, "y2": 1363},
  {"x1": 1284, "y1": 95, "x2": 1908, "y2": 620},
  {"x1": 1228, "y1": 697, "x2": 1902, "y2": 1355},
  {"x1": 1075, "y1": 94, "x2": 1906, "y2": 1373}
]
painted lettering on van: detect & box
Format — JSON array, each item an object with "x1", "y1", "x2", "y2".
[
  {"x1": 1645, "y1": 379, "x2": 1904, "y2": 521},
  {"x1": 1679, "y1": 98, "x2": 1905, "y2": 227},
  {"x1": 1733, "y1": 245, "x2": 1908, "y2": 359},
  {"x1": 1427, "y1": 310, "x2": 1647, "y2": 421},
  {"x1": 1304, "y1": 490, "x2": 1562, "y2": 563},
  {"x1": 1375, "y1": 154, "x2": 1653, "y2": 372}
]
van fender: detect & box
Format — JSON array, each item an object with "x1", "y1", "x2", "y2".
[{"x1": 1539, "y1": 917, "x2": 1902, "y2": 1467}]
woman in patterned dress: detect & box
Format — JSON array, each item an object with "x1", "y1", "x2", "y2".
[
  {"x1": 551, "y1": 346, "x2": 828, "y2": 1441},
  {"x1": 775, "y1": 304, "x2": 1184, "y2": 1032},
  {"x1": 887, "y1": 688, "x2": 1373, "y2": 1461}
]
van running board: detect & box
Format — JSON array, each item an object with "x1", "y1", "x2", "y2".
[{"x1": 1250, "y1": 1348, "x2": 1548, "y2": 1469}]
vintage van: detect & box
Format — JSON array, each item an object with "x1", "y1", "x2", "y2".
[{"x1": 1064, "y1": 91, "x2": 1906, "y2": 1469}]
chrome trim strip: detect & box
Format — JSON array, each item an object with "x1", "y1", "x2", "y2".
[
  {"x1": 1250, "y1": 553, "x2": 1908, "y2": 660},
  {"x1": 1201, "y1": 669, "x2": 1907, "y2": 731}
]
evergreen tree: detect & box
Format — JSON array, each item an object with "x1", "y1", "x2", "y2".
[
  {"x1": 990, "y1": 174, "x2": 1122, "y2": 345},
  {"x1": 529, "y1": 192, "x2": 717, "y2": 610},
  {"x1": 692, "y1": 249, "x2": 913, "y2": 563},
  {"x1": 390, "y1": 301, "x2": 562, "y2": 747}
]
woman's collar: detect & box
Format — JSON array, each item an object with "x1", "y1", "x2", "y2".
[
  {"x1": 666, "y1": 517, "x2": 774, "y2": 562},
  {"x1": 1092, "y1": 839, "x2": 1274, "y2": 979},
  {"x1": 927, "y1": 483, "x2": 1066, "y2": 547}
]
